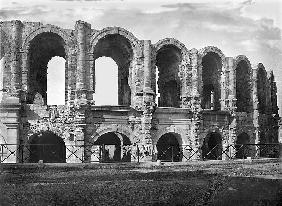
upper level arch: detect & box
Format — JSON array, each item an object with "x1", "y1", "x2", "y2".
[
  {"x1": 25, "y1": 31, "x2": 68, "y2": 104},
  {"x1": 153, "y1": 38, "x2": 190, "y2": 108},
  {"x1": 234, "y1": 55, "x2": 253, "y2": 113},
  {"x1": 199, "y1": 46, "x2": 225, "y2": 111},
  {"x1": 198, "y1": 46, "x2": 225, "y2": 64},
  {"x1": 90, "y1": 27, "x2": 141, "y2": 56},
  {"x1": 22, "y1": 24, "x2": 75, "y2": 54},
  {"x1": 153, "y1": 38, "x2": 190, "y2": 60},
  {"x1": 90, "y1": 27, "x2": 141, "y2": 106}
]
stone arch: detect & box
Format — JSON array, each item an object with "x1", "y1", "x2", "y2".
[
  {"x1": 90, "y1": 27, "x2": 141, "y2": 55},
  {"x1": 199, "y1": 46, "x2": 225, "y2": 111},
  {"x1": 198, "y1": 46, "x2": 225, "y2": 64},
  {"x1": 235, "y1": 132, "x2": 251, "y2": 159},
  {"x1": 91, "y1": 124, "x2": 134, "y2": 144},
  {"x1": 22, "y1": 25, "x2": 75, "y2": 54},
  {"x1": 199, "y1": 127, "x2": 224, "y2": 147},
  {"x1": 235, "y1": 128, "x2": 254, "y2": 144},
  {"x1": 234, "y1": 55, "x2": 253, "y2": 113},
  {"x1": 23, "y1": 29, "x2": 71, "y2": 104},
  {"x1": 201, "y1": 131, "x2": 223, "y2": 160},
  {"x1": 90, "y1": 27, "x2": 141, "y2": 106},
  {"x1": 156, "y1": 132, "x2": 182, "y2": 162},
  {"x1": 153, "y1": 38, "x2": 190, "y2": 60},
  {"x1": 153, "y1": 38, "x2": 190, "y2": 108},
  {"x1": 28, "y1": 131, "x2": 66, "y2": 163},
  {"x1": 154, "y1": 126, "x2": 186, "y2": 145}
]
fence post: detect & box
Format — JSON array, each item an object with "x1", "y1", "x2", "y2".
[{"x1": 137, "y1": 145, "x2": 140, "y2": 163}]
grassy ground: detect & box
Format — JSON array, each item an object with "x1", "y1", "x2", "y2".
[{"x1": 0, "y1": 160, "x2": 281, "y2": 206}]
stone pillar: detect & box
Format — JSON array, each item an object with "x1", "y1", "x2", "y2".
[
  {"x1": 139, "y1": 40, "x2": 155, "y2": 161},
  {"x1": 179, "y1": 54, "x2": 191, "y2": 108},
  {"x1": 226, "y1": 57, "x2": 237, "y2": 111},
  {"x1": 220, "y1": 60, "x2": 227, "y2": 110},
  {"x1": 76, "y1": 20, "x2": 87, "y2": 91},
  {"x1": 189, "y1": 49, "x2": 202, "y2": 160},
  {"x1": 10, "y1": 20, "x2": 23, "y2": 99},
  {"x1": 252, "y1": 66, "x2": 260, "y2": 157},
  {"x1": 75, "y1": 20, "x2": 90, "y2": 105},
  {"x1": 66, "y1": 51, "x2": 77, "y2": 106},
  {"x1": 21, "y1": 52, "x2": 28, "y2": 102},
  {"x1": 143, "y1": 40, "x2": 152, "y2": 90}
]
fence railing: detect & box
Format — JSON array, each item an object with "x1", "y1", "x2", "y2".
[{"x1": 0, "y1": 143, "x2": 280, "y2": 163}]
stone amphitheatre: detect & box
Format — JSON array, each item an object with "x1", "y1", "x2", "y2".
[{"x1": 0, "y1": 20, "x2": 280, "y2": 163}]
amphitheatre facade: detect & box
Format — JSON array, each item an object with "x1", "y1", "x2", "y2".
[{"x1": 0, "y1": 20, "x2": 280, "y2": 163}]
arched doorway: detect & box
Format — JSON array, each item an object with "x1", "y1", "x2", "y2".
[
  {"x1": 29, "y1": 131, "x2": 66, "y2": 163},
  {"x1": 156, "y1": 45, "x2": 181, "y2": 108},
  {"x1": 26, "y1": 32, "x2": 66, "y2": 105},
  {"x1": 201, "y1": 132, "x2": 222, "y2": 160},
  {"x1": 201, "y1": 52, "x2": 222, "y2": 111},
  {"x1": 236, "y1": 60, "x2": 252, "y2": 113},
  {"x1": 93, "y1": 132, "x2": 131, "y2": 162},
  {"x1": 92, "y1": 34, "x2": 133, "y2": 106},
  {"x1": 235, "y1": 133, "x2": 250, "y2": 159},
  {"x1": 156, "y1": 133, "x2": 181, "y2": 162}
]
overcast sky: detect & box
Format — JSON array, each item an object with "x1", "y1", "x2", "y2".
[{"x1": 0, "y1": 0, "x2": 282, "y2": 111}]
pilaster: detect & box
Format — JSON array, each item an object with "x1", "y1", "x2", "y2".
[
  {"x1": 10, "y1": 20, "x2": 23, "y2": 101},
  {"x1": 75, "y1": 20, "x2": 91, "y2": 105}
]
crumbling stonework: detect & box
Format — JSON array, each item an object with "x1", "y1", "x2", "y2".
[{"x1": 0, "y1": 20, "x2": 279, "y2": 163}]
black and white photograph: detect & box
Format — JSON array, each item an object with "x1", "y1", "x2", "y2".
[{"x1": 0, "y1": 0, "x2": 281, "y2": 205}]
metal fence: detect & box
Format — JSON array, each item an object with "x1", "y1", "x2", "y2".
[{"x1": 0, "y1": 143, "x2": 280, "y2": 163}]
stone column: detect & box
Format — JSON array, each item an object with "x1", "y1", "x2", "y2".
[
  {"x1": 189, "y1": 49, "x2": 202, "y2": 160},
  {"x1": 76, "y1": 20, "x2": 87, "y2": 91},
  {"x1": 75, "y1": 20, "x2": 91, "y2": 105},
  {"x1": 143, "y1": 40, "x2": 152, "y2": 90},
  {"x1": 139, "y1": 40, "x2": 155, "y2": 161},
  {"x1": 226, "y1": 57, "x2": 237, "y2": 110},
  {"x1": 66, "y1": 51, "x2": 77, "y2": 106},
  {"x1": 220, "y1": 61, "x2": 227, "y2": 110},
  {"x1": 10, "y1": 20, "x2": 23, "y2": 99},
  {"x1": 252, "y1": 66, "x2": 260, "y2": 157},
  {"x1": 179, "y1": 56, "x2": 190, "y2": 108}
]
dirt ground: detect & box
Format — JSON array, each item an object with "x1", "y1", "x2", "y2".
[{"x1": 0, "y1": 159, "x2": 281, "y2": 205}]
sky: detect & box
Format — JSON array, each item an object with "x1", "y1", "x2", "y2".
[{"x1": 0, "y1": 0, "x2": 282, "y2": 111}]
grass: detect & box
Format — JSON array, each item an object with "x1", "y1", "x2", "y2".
[{"x1": 0, "y1": 161, "x2": 281, "y2": 206}]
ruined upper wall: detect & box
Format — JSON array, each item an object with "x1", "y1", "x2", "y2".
[{"x1": 0, "y1": 20, "x2": 278, "y2": 116}]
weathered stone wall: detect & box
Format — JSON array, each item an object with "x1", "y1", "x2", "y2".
[{"x1": 0, "y1": 20, "x2": 279, "y2": 163}]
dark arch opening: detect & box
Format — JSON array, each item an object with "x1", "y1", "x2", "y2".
[
  {"x1": 29, "y1": 131, "x2": 66, "y2": 163},
  {"x1": 257, "y1": 67, "x2": 267, "y2": 114},
  {"x1": 201, "y1": 52, "x2": 222, "y2": 111},
  {"x1": 235, "y1": 133, "x2": 250, "y2": 159},
  {"x1": 156, "y1": 133, "x2": 182, "y2": 162},
  {"x1": 236, "y1": 61, "x2": 252, "y2": 112},
  {"x1": 93, "y1": 132, "x2": 131, "y2": 162},
  {"x1": 201, "y1": 132, "x2": 222, "y2": 160},
  {"x1": 156, "y1": 45, "x2": 181, "y2": 108},
  {"x1": 93, "y1": 34, "x2": 133, "y2": 106},
  {"x1": 27, "y1": 32, "x2": 66, "y2": 104}
]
